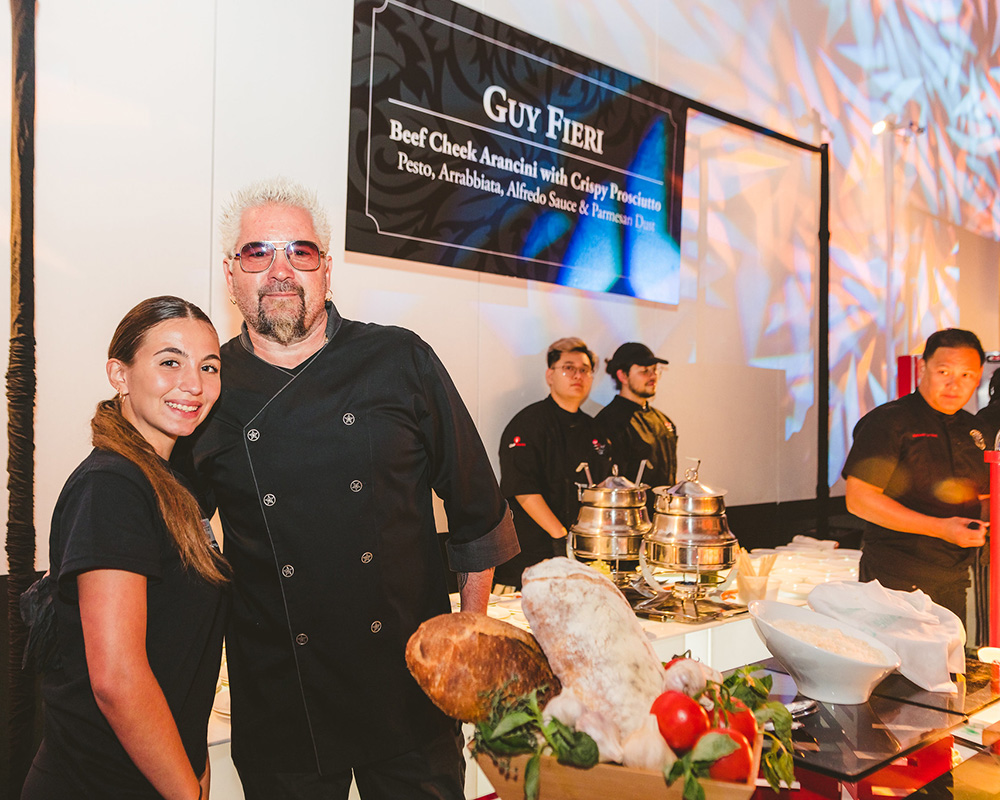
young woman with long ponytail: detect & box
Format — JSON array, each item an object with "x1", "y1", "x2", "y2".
[{"x1": 22, "y1": 296, "x2": 228, "y2": 800}]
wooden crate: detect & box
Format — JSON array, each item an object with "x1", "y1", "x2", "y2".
[{"x1": 474, "y1": 734, "x2": 763, "y2": 800}]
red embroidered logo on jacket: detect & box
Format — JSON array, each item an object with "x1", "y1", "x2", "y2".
[
  {"x1": 508, "y1": 436, "x2": 527, "y2": 448},
  {"x1": 910, "y1": 433, "x2": 938, "y2": 438}
]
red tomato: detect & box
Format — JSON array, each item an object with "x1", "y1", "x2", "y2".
[
  {"x1": 721, "y1": 699, "x2": 757, "y2": 744},
  {"x1": 650, "y1": 690, "x2": 710, "y2": 753},
  {"x1": 703, "y1": 728, "x2": 754, "y2": 783}
]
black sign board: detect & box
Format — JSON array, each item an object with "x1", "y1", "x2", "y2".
[{"x1": 347, "y1": 0, "x2": 687, "y2": 304}]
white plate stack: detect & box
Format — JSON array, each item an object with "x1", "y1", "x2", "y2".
[{"x1": 751, "y1": 536, "x2": 860, "y2": 601}]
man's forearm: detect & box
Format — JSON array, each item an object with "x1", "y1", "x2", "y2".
[
  {"x1": 459, "y1": 568, "x2": 494, "y2": 613},
  {"x1": 846, "y1": 476, "x2": 941, "y2": 534},
  {"x1": 845, "y1": 476, "x2": 986, "y2": 547},
  {"x1": 515, "y1": 494, "x2": 567, "y2": 539}
]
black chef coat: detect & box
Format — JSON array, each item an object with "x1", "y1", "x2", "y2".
[
  {"x1": 595, "y1": 394, "x2": 678, "y2": 498},
  {"x1": 184, "y1": 304, "x2": 518, "y2": 774},
  {"x1": 27, "y1": 450, "x2": 226, "y2": 798},
  {"x1": 495, "y1": 396, "x2": 611, "y2": 586},
  {"x1": 975, "y1": 401, "x2": 1000, "y2": 451},
  {"x1": 841, "y1": 390, "x2": 989, "y2": 604}
]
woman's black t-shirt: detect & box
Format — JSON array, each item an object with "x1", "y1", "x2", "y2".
[{"x1": 26, "y1": 449, "x2": 227, "y2": 799}]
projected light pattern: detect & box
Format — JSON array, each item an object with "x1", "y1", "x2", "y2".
[
  {"x1": 681, "y1": 112, "x2": 819, "y2": 444},
  {"x1": 558, "y1": 197, "x2": 624, "y2": 291},
  {"x1": 650, "y1": 0, "x2": 1000, "y2": 485},
  {"x1": 522, "y1": 210, "x2": 575, "y2": 261},
  {"x1": 808, "y1": 0, "x2": 999, "y2": 482},
  {"x1": 623, "y1": 117, "x2": 680, "y2": 303},
  {"x1": 553, "y1": 114, "x2": 680, "y2": 303}
]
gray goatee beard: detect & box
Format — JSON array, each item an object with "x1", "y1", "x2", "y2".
[{"x1": 252, "y1": 280, "x2": 308, "y2": 345}]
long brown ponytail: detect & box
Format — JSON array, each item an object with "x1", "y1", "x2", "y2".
[{"x1": 94, "y1": 297, "x2": 228, "y2": 585}]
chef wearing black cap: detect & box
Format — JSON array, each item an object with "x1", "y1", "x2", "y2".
[{"x1": 595, "y1": 343, "x2": 678, "y2": 503}]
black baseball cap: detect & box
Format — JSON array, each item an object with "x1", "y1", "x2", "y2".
[{"x1": 605, "y1": 342, "x2": 669, "y2": 376}]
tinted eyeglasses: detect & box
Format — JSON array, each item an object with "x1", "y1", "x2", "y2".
[{"x1": 232, "y1": 240, "x2": 325, "y2": 273}]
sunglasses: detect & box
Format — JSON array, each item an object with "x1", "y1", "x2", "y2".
[{"x1": 233, "y1": 240, "x2": 325, "y2": 273}]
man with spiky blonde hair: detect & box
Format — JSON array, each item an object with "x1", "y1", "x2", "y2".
[{"x1": 183, "y1": 178, "x2": 518, "y2": 799}]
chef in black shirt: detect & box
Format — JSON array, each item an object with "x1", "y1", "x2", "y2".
[
  {"x1": 974, "y1": 368, "x2": 1000, "y2": 448},
  {"x1": 495, "y1": 337, "x2": 611, "y2": 588},
  {"x1": 842, "y1": 328, "x2": 989, "y2": 622},
  {"x1": 595, "y1": 342, "x2": 677, "y2": 504},
  {"x1": 183, "y1": 178, "x2": 518, "y2": 800}
]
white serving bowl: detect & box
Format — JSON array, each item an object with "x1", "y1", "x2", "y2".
[{"x1": 748, "y1": 600, "x2": 901, "y2": 705}]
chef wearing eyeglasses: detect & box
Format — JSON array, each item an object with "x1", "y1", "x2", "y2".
[
  {"x1": 179, "y1": 178, "x2": 517, "y2": 800},
  {"x1": 494, "y1": 337, "x2": 612, "y2": 588}
]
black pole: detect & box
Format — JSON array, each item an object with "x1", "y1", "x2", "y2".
[
  {"x1": 816, "y1": 143, "x2": 831, "y2": 537},
  {"x1": 6, "y1": 0, "x2": 37, "y2": 795}
]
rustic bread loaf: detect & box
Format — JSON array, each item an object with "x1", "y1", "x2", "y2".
[
  {"x1": 521, "y1": 558, "x2": 664, "y2": 738},
  {"x1": 405, "y1": 611, "x2": 560, "y2": 722}
]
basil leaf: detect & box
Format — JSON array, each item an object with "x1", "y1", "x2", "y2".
[
  {"x1": 490, "y1": 711, "x2": 535, "y2": 739},
  {"x1": 542, "y1": 717, "x2": 575, "y2": 754},
  {"x1": 665, "y1": 755, "x2": 689, "y2": 786},
  {"x1": 761, "y1": 736, "x2": 796, "y2": 790},
  {"x1": 524, "y1": 751, "x2": 541, "y2": 800},
  {"x1": 725, "y1": 667, "x2": 772, "y2": 709},
  {"x1": 688, "y1": 731, "x2": 739, "y2": 763},
  {"x1": 682, "y1": 769, "x2": 707, "y2": 800},
  {"x1": 558, "y1": 731, "x2": 599, "y2": 768},
  {"x1": 759, "y1": 701, "x2": 793, "y2": 741}
]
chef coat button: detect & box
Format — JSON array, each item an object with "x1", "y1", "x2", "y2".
[
  {"x1": 350, "y1": 480, "x2": 363, "y2": 493},
  {"x1": 361, "y1": 552, "x2": 373, "y2": 564},
  {"x1": 343, "y1": 412, "x2": 356, "y2": 425},
  {"x1": 281, "y1": 564, "x2": 294, "y2": 578},
  {"x1": 370, "y1": 621, "x2": 382, "y2": 634},
  {"x1": 295, "y1": 633, "x2": 309, "y2": 645},
  {"x1": 247, "y1": 428, "x2": 260, "y2": 442},
  {"x1": 263, "y1": 493, "x2": 276, "y2": 506}
]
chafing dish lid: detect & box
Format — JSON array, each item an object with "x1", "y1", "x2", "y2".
[
  {"x1": 658, "y1": 460, "x2": 726, "y2": 498},
  {"x1": 660, "y1": 478, "x2": 726, "y2": 499},
  {"x1": 596, "y1": 473, "x2": 638, "y2": 489}
]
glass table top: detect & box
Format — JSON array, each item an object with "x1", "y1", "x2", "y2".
[
  {"x1": 871, "y1": 657, "x2": 1000, "y2": 717},
  {"x1": 756, "y1": 666, "x2": 965, "y2": 781}
]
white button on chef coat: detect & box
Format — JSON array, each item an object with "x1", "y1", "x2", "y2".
[
  {"x1": 370, "y1": 621, "x2": 382, "y2": 633},
  {"x1": 343, "y1": 413, "x2": 355, "y2": 425},
  {"x1": 282, "y1": 564, "x2": 295, "y2": 578},
  {"x1": 295, "y1": 633, "x2": 309, "y2": 645},
  {"x1": 247, "y1": 429, "x2": 260, "y2": 441},
  {"x1": 361, "y1": 552, "x2": 373, "y2": 563},
  {"x1": 350, "y1": 480, "x2": 363, "y2": 493},
  {"x1": 263, "y1": 493, "x2": 276, "y2": 506}
]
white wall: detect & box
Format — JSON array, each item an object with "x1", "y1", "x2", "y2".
[{"x1": 3, "y1": 0, "x2": 998, "y2": 570}]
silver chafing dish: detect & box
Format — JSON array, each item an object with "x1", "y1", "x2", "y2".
[
  {"x1": 634, "y1": 460, "x2": 742, "y2": 622},
  {"x1": 644, "y1": 464, "x2": 738, "y2": 571},
  {"x1": 568, "y1": 462, "x2": 652, "y2": 585}
]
